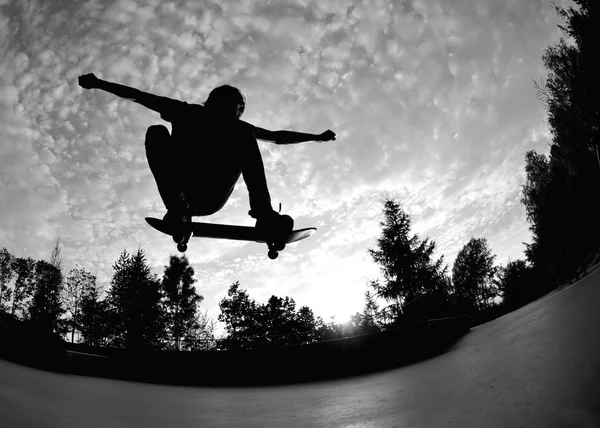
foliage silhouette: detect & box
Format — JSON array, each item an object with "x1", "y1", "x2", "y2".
[
  {"x1": 495, "y1": 259, "x2": 535, "y2": 311},
  {"x1": 160, "y1": 254, "x2": 205, "y2": 351},
  {"x1": 79, "y1": 274, "x2": 109, "y2": 347},
  {"x1": 452, "y1": 238, "x2": 498, "y2": 315},
  {"x1": 63, "y1": 266, "x2": 97, "y2": 343},
  {"x1": 524, "y1": 0, "x2": 600, "y2": 283},
  {"x1": 361, "y1": 290, "x2": 381, "y2": 333},
  {"x1": 29, "y1": 259, "x2": 65, "y2": 335},
  {"x1": 218, "y1": 281, "x2": 329, "y2": 350},
  {"x1": 0, "y1": 248, "x2": 14, "y2": 312},
  {"x1": 11, "y1": 257, "x2": 36, "y2": 318},
  {"x1": 106, "y1": 248, "x2": 165, "y2": 350},
  {"x1": 368, "y1": 197, "x2": 448, "y2": 322}
]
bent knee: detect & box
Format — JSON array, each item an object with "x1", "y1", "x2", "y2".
[{"x1": 145, "y1": 125, "x2": 170, "y2": 146}]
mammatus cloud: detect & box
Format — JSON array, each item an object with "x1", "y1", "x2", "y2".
[{"x1": 0, "y1": 0, "x2": 568, "y2": 325}]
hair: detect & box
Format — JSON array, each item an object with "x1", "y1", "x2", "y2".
[{"x1": 204, "y1": 85, "x2": 246, "y2": 119}]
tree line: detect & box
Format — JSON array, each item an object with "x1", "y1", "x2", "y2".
[
  {"x1": 365, "y1": 1, "x2": 600, "y2": 323},
  {"x1": 0, "y1": 193, "x2": 556, "y2": 352},
  {"x1": 523, "y1": 0, "x2": 600, "y2": 284},
  {"x1": 0, "y1": 242, "x2": 215, "y2": 351}
]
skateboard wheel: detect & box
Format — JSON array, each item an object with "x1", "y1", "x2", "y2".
[
  {"x1": 268, "y1": 250, "x2": 279, "y2": 260},
  {"x1": 173, "y1": 234, "x2": 189, "y2": 244},
  {"x1": 273, "y1": 242, "x2": 286, "y2": 251},
  {"x1": 177, "y1": 243, "x2": 188, "y2": 253}
]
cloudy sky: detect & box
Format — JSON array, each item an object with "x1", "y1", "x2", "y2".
[{"x1": 0, "y1": 0, "x2": 570, "y2": 328}]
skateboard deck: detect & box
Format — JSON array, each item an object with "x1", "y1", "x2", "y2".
[{"x1": 145, "y1": 217, "x2": 316, "y2": 259}]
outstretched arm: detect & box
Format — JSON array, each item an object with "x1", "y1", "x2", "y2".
[
  {"x1": 254, "y1": 127, "x2": 336, "y2": 145},
  {"x1": 78, "y1": 73, "x2": 171, "y2": 113}
]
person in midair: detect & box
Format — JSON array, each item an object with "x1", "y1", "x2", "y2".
[{"x1": 78, "y1": 73, "x2": 336, "y2": 241}]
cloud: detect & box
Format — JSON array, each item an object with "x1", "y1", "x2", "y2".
[{"x1": 0, "y1": 0, "x2": 569, "y2": 327}]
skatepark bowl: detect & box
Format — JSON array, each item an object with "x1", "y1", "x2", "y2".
[{"x1": 1, "y1": 265, "x2": 599, "y2": 427}]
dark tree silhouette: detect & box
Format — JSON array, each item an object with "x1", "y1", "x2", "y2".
[
  {"x1": 218, "y1": 282, "x2": 328, "y2": 350},
  {"x1": 452, "y1": 238, "x2": 498, "y2": 314},
  {"x1": 80, "y1": 279, "x2": 109, "y2": 346},
  {"x1": 63, "y1": 265, "x2": 96, "y2": 343},
  {"x1": 11, "y1": 257, "x2": 36, "y2": 318},
  {"x1": 218, "y1": 281, "x2": 261, "y2": 350},
  {"x1": 368, "y1": 197, "x2": 448, "y2": 316},
  {"x1": 543, "y1": 0, "x2": 599, "y2": 164},
  {"x1": 186, "y1": 309, "x2": 216, "y2": 350},
  {"x1": 106, "y1": 248, "x2": 165, "y2": 350},
  {"x1": 160, "y1": 254, "x2": 204, "y2": 351},
  {"x1": 524, "y1": 1, "x2": 600, "y2": 283},
  {"x1": 0, "y1": 248, "x2": 14, "y2": 312},
  {"x1": 294, "y1": 305, "x2": 324, "y2": 344},
  {"x1": 29, "y1": 260, "x2": 65, "y2": 335},
  {"x1": 257, "y1": 295, "x2": 299, "y2": 346},
  {"x1": 495, "y1": 259, "x2": 534, "y2": 311},
  {"x1": 361, "y1": 290, "x2": 381, "y2": 333}
]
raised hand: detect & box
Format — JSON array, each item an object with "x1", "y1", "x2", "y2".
[
  {"x1": 78, "y1": 73, "x2": 99, "y2": 90},
  {"x1": 318, "y1": 129, "x2": 336, "y2": 142}
]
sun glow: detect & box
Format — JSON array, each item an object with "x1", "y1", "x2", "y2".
[{"x1": 326, "y1": 307, "x2": 357, "y2": 326}]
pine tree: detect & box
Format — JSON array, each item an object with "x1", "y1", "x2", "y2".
[
  {"x1": 29, "y1": 259, "x2": 65, "y2": 335},
  {"x1": 361, "y1": 290, "x2": 380, "y2": 332},
  {"x1": 368, "y1": 197, "x2": 448, "y2": 314},
  {"x1": 161, "y1": 255, "x2": 204, "y2": 351},
  {"x1": 80, "y1": 281, "x2": 109, "y2": 346},
  {"x1": 106, "y1": 248, "x2": 165, "y2": 350}
]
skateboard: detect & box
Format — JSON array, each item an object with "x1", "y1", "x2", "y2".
[{"x1": 145, "y1": 217, "x2": 316, "y2": 260}]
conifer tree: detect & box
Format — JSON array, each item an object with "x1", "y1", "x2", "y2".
[
  {"x1": 361, "y1": 290, "x2": 380, "y2": 332},
  {"x1": 106, "y1": 248, "x2": 165, "y2": 350},
  {"x1": 161, "y1": 255, "x2": 203, "y2": 351},
  {"x1": 29, "y1": 260, "x2": 65, "y2": 335},
  {"x1": 368, "y1": 197, "x2": 448, "y2": 314},
  {"x1": 80, "y1": 280, "x2": 109, "y2": 346}
]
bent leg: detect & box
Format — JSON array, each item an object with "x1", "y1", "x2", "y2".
[
  {"x1": 145, "y1": 125, "x2": 186, "y2": 212},
  {"x1": 234, "y1": 127, "x2": 293, "y2": 238},
  {"x1": 236, "y1": 128, "x2": 273, "y2": 217}
]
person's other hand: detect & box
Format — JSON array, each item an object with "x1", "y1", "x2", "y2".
[
  {"x1": 78, "y1": 73, "x2": 99, "y2": 90},
  {"x1": 318, "y1": 130, "x2": 336, "y2": 142}
]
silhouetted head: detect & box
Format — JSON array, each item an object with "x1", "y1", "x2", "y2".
[{"x1": 204, "y1": 85, "x2": 246, "y2": 119}]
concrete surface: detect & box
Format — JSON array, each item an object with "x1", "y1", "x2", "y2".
[{"x1": 1, "y1": 267, "x2": 599, "y2": 427}]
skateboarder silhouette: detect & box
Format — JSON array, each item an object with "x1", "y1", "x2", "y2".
[{"x1": 78, "y1": 73, "x2": 335, "y2": 242}]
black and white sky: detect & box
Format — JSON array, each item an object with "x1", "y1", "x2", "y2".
[{"x1": 0, "y1": 0, "x2": 569, "y2": 323}]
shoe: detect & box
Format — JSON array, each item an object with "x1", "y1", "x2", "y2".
[
  {"x1": 252, "y1": 208, "x2": 294, "y2": 242},
  {"x1": 163, "y1": 210, "x2": 191, "y2": 243}
]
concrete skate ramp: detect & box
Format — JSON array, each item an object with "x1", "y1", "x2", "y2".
[{"x1": 1, "y1": 268, "x2": 599, "y2": 427}]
